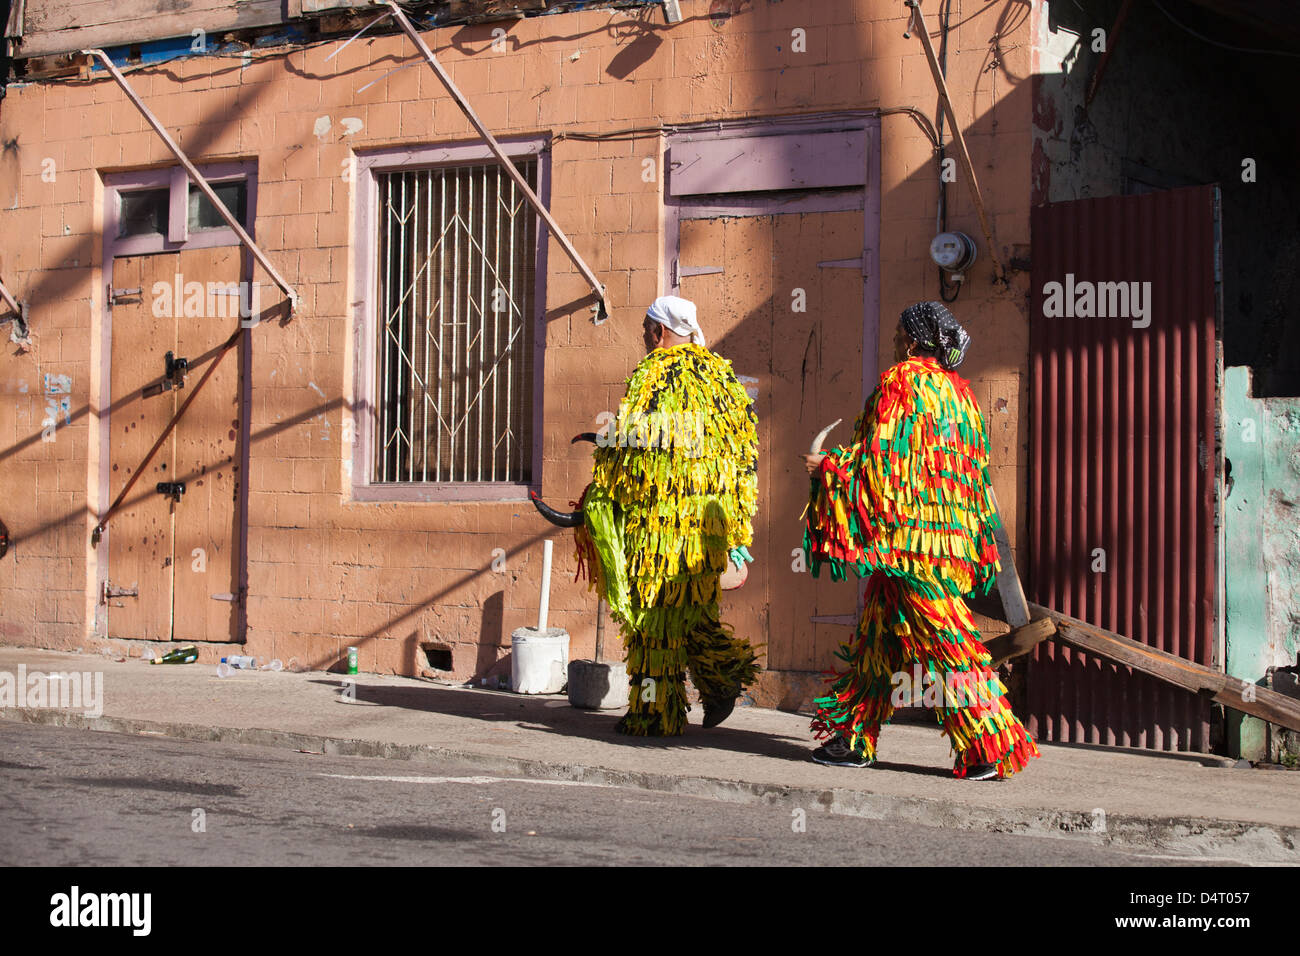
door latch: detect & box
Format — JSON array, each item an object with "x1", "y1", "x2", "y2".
[
  {"x1": 142, "y1": 351, "x2": 189, "y2": 398},
  {"x1": 156, "y1": 482, "x2": 186, "y2": 502},
  {"x1": 102, "y1": 579, "x2": 139, "y2": 602},
  {"x1": 165, "y1": 351, "x2": 189, "y2": 386}
]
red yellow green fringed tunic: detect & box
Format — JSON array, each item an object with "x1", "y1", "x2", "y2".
[
  {"x1": 803, "y1": 356, "x2": 1039, "y2": 777},
  {"x1": 573, "y1": 343, "x2": 761, "y2": 736}
]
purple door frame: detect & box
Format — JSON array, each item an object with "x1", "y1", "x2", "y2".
[
  {"x1": 97, "y1": 161, "x2": 258, "y2": 644},
  {"x1": 661, "y1": 112, "x2": 883, "y2": 402},
  {"x1": 349, "y1": 137, "x2": 550, "y2": 502}
]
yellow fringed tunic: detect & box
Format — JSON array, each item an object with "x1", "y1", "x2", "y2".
[{"x1": 576, "y1": 343, "x2": 761, "y2": 736}]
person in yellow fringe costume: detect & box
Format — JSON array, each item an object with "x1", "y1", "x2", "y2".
[
  {"x1": 801, "y1": 302, "x2": 1039, "y2": 779},
  {"x1": 574, "y1": 296, "x2": 760, "y2": 736}
]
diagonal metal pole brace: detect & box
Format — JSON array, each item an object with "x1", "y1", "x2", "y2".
[
  {"x1": 903, "y1": 1, "x2": 1007, "y2": 284},
  {"x1": 0, "y1": 275, "x2": 29, "y2": 342},
  {"x1": 91, "y1": 325, "x2": 244, "y2": 547},
  {"x1": 0, "y1": 275, "x2": 21, "y2": 316},
  {"x1": 83, "y1": 49, "x2": 300, "y2": 317},
  {"x1": 380, "y1": 1, "x2": 611, "y2": 323}
]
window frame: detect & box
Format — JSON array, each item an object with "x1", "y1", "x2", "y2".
[
  {"x1": 351, "y1": 138, "x2": 550, "y2": 503},
  {"x1": 104, "y1": 162, "x2": 256, "y2": 256}
]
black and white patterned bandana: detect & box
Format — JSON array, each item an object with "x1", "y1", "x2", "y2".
[{"x1": 899, "y1": 301, "x2": 970, "y2": 370}]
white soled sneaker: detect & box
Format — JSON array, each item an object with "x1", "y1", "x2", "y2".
[{"x1": 811, "y1": 736, "x2": 873, "y2": 768}]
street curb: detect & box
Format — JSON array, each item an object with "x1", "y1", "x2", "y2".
[{"x1": 6, "y1": 707, "x2": 1297, "y2": 863}]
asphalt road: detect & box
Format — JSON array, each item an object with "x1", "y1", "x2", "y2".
[{"x1": 0, "y1": 722, "x2": 1220, "y2": 866}]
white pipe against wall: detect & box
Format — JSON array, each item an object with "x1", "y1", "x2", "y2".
[{"x1": 538, "y1": 538, "x2": 553, "y2": 631}]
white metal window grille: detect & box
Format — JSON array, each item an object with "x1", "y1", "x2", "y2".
[{"x1": 374, "y1": 160, "x2": 538, "y2": 484}]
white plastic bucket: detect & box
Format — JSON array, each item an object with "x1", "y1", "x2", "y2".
[{"x1": 510, "y1": 626, "x2": 570, "y2": 694}]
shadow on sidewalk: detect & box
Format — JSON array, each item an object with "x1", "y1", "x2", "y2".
[{"x1": 307, "y1": 678, "x2": 955, "y2": 777}]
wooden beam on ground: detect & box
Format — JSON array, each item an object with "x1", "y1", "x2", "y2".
[
  {"x1": 985, "y1": 616, "x2": 1055, "y2": 666},
  {"x1": 1032, "y1": 603, "x2": 1300, "y2": 733},
  {"x1": 974, "y1": 592, "x2": 1300, "y2": 734}
]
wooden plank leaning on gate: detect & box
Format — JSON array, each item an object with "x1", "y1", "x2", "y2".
[{"x1": 973, "y1": 594, "x2": 1300, "y2": 733}]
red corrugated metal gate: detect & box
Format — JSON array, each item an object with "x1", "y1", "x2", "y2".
[{"x1": 1028, "y1": 185, "x2": 1220, "y2": 753}]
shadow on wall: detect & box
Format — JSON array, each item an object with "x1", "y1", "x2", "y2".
[
  {"x1": 475, "y1": 589, "x2": 507, "y2": 679},
  {"x1": 293, "y1": 529, "x2": 555, "y2": 677},
  {"x1": 0, "y1": 1, "x2": 674, "y2": 365},
  {"x1": 1, "y1": 306, "x2": 319, "y2": 559}
]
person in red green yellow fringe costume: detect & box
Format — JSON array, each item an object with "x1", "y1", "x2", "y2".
[
  {"x1": 571, "y1": 296, "x2": 761, "y2": 736},
  {"x1": 800, "y1": 301, "x2": 1039, "y2": 779}
]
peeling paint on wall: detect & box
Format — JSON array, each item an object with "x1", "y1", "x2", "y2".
[
  {"x1": 40, "y1": 373, "x2": 71, "y2": 442},
  {"x1": 1224, "y1": 365, "x2": 1300, "y2": 758},
  {"x1": 1224, "y1": 368, "x2": 1300, "y2": 669}
]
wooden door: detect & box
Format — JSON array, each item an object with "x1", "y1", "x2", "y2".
[
  {"x1": 678, "y1": 210, "x2": 866, "y2": 672},
  {"x1": 107, "y1": 254, "x2": 180, "y2": 641},
  {"x1": 107, "y1": 247, "x2": 245, "y2": 642},
  {"x1": 172, "y1": 246, "x2": 244, "y2": 643}
]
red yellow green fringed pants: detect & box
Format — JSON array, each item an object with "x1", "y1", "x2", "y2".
[
  {"x1": 811, "y1": 572, "x2": 1039, "y2": 777},
  {"x1": 619, "y1": 600, "x2": 760, "y2": 737}
]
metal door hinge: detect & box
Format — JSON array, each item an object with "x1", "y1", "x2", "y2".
[
  {"x1": 817, "y1": 257, "x2": 868, "y2": 278},
  {"x1": 108, "y1": 286, "x2": 142, "y2": 307},
  {"x1": 672, "y1": 258, "x2": 724, "y2": 287}
]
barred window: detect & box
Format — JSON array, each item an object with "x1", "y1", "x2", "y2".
[{"x1": 374, "y1": 160, "x2": 538, "y2": 483}]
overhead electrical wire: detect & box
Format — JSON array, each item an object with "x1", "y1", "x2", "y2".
[{"x1": 1152, "y1": 0, "x2": 1300, "y2": 59}]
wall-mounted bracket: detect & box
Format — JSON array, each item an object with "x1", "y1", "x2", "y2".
[
  {"x1": 379, "y1": 1, "x2": 610, "y2": 322},
  {"x1": 0, "y1": 276, "x2": 31, "y2": 345},
  {"x1": 83, "y1": 48, "x2": 300, "y2": 317}
]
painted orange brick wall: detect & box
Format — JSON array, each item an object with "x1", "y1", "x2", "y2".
[{"x1": 0, "y1": 1, "x2": 1034, "y2": 704}]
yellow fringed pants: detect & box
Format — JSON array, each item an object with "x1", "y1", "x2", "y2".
[{"x1": 618, "y1": 602, "x2": 759, "y2": 737}]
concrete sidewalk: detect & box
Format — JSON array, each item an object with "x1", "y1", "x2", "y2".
[{"x1": 1, "y1": 646, "x2": 1296, "y2": 863}]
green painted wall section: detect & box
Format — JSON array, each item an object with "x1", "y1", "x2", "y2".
[{"x1": 1223, "y1": 366, "x2": 1300, "y2": 759}]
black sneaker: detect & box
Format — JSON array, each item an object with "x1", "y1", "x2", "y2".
[
  {"x1": 963, "y1": 761, "x2": 1000, "y2": 781},
  {"x1": 702, "y1": 694, "x2": 736, "y2": 728},
  {"x1": 811, "y1": 737, "x2": 873, "y2": 768}
]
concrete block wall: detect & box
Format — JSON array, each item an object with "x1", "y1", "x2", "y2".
[{"x1": 0, "y1": 0, "x2": 1034, "y2": 706}]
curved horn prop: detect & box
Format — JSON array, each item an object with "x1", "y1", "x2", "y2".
[
  {"x1": 809, "y1": 418, "x2": 842, "y2": 454},
  {"x1": 570, "y1": 432, "x2": 598, "y2": 445},
  {"x1": 529, "y1": 491, "x2": 583, "y2": 528}
]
